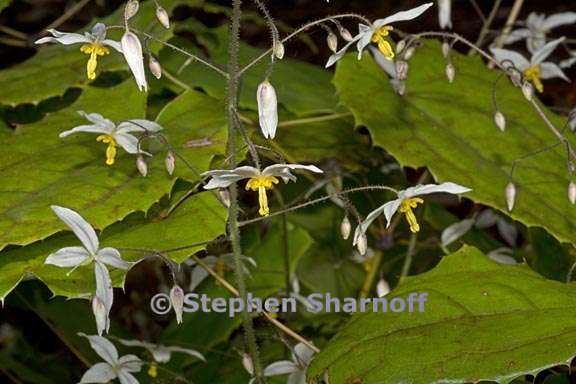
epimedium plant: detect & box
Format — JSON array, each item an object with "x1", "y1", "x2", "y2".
[{"x1": 1, "y1": 0, "x2": 576, "y2": 383}]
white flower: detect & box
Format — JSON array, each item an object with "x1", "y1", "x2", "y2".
[
  {"x1": 35, "y1": 23, "x2": 122, "y2": 80},
  {"x1": 260, "y1": 343, "x2": 316, "y2": 384},
  {"x1": 257, "y1": 81, "x2": 278, "y2": 139},
  {"x1": 45, "y1": 206, "x2": 131, "y2": 335},
  {"x1": 78, "y1": 333, "x2": 143, "y2": 384},
  {"x1": 505, "y1": 12, "x2": 576, "y2": 52},
  {"x1": 491, "y1": 38, "x2": 569, "y2": 93},
  {"x1": 326, "y1": 3, "x2": 433, "y2": 67},
  {"x1": 59, "y1": 111, "x2": 163, "y2": 165},
  {"x1": 187, "y1": 254, "x2": 256, "y2": 291},
  {"x1": 438, "y1": 0, "x2": 452, "y2": 29},
  {"x1": 202, "y1": 164, "x2": 323, "y2": 216},
  {"x1": 121, "y1": 30, "x2": 148, "y2": 92},
  {"x1": 116, "y1": 338, "x2": 205, "y2": 363},
  {"x1": 369, "y1": 47, "x2": 405, "y2": 95},
  {"x1": 353, "y1": 183, "x2": 471, "y2": 252}
]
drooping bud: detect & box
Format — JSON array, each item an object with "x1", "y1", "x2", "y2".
[
  {"x1": 522, "y1": 81, "x2": 533, "y2": 101},
  {"x1": 136, "y1": 155, "x2": 148, "y2": 177},
  {"x1": 339, "y1": 26, "x2": 353, "y2": 42},
  {"x1": 156, "y1": 5, "x2": 170, "y2": 29},
  {"x1": 340, "y1": 216, "x2": 351, "y2": 240},
  {"x1": 149, "y1": 55, "x2": 162, "y2": 79},
  {"x1": 124, "y1": 0, "x2": 139, "y2": 21},
  {"x1": 505, "y1": 182, "x2": 516, "y2": 212},
  {"x1": 92, "y1": 296, "x2": 107, "y2": 336},
  {"x1": 442, "y1": 41, "x2": 450, "y2": 58},
  {"x1": 121, "y1": 30, "x2": 148, "y2": 92},
  {"x1": 403, "y1": 46, "x2": 416, "y2": 61},
  {"x1": 165, "y1": 151, "x2": 175, "y2": 175},
  {"x1": 376, "y1": 278, "x2": 390, "y2": 298},
  {"x1": 356, "y1": 232, "x2": 367, "y2": 256},
  {"x1": 395, "y1": 60, "x2": 409, "y2": 81},
  {"x1": 327, "y1": 32, "x2": 338, "y2": 53},
  {"x1": 510, "y1": 71, "x2": 522, "y2": 87},
  {"x1": 569, "y1": 182, "x2": 576, "y2": 204},
  {"x1": 445, "y1": 63, "x2": 455, "y2": 83},
  {"x1": 395, "y1": 40, "x2": 406, "y2": 55},
  {"x1": 273, "y1": 41, "x2": 285, "y2": 60},
  {"x1": 242, "y1": 353, "x2": 254, "y2": 375},
  {"x1": 257, "y1": 81, "x2": 278, "y2": 139},
  {"x1": 170, "y1": 285, "x2": 184, "y2": 324},
  {"x1": 494, "y1": 111, "x2": 506, "y2": 132}
]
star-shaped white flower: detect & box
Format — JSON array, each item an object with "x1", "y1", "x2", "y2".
[
  {"x1": 45, "y1": 206, "x2": 131, "y2": 335},
  {"x1": 116, "y1": 338, "x2": 205, "y2": 364},
  {"x1": 259, "y1": 343, "x2": 316, "y2": 384},
  {"x1": 36, "y1": 23, "x2": 122, "y2": 80},
  {"x1": 326, "y1": 3, "x2": 433, "y2": 67},
  {"x1": 187, "y1": 254, "x2": 256, "y2": 291},
  {"x1": 504, "y1": 12, "x2": 576, "y2": 52},
  {"x1": 202, "y1": 164, "x2": 323, "y2": 216},
  {"x1": 353, "y1": 183, "x2": 471, "y2": 253},
  {"x1": 78, "y1": 333, "x2": 143, "y2": 384},
  {"x1": 491, "y1": 37, "x2": 570, "y2": 93},
  {"x1": 60, "y1": 111, "x2": 163, "y2": 166}
]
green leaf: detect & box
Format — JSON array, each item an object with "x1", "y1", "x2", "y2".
[
  {"x1": 0, "y1": 191, "x2": 226, "y2": 302},
  {"x1": 0, "y1": 0, "x2": 180, "y2": 106},
  {"x1": 333, "y1": 41, "x2": 576, "y2": 245},
  {"x1": 309, "y1": 246, "x2": 576, "y2": 384},
  {"x1": 0, "y1": 0, "x2": 11, "y2": 12}
]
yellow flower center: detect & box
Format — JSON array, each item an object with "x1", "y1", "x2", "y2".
[
  {"x1": 399, "y1": 197, "x2": 424, "y2": 233},
  {"x1": 371, "y1": 26, "x2": 395, "y2": 60},
  {"x1": 245, "y1": 175, "x2": 279, "y2": 216},
  {"x1": 96, "y1": 134, "x2": 118, "y2": 165},
  {"x1": 147, "y1": 362, "x2": 158, "y2": 378},
  {"x1": 80, "y1": 43, "x2": 110, "y2": 80},
  {"x1": 523, "y1": 65, "x2": 543, "y2": 93}
]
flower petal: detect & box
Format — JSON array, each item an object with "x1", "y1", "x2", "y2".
[
  {"x1": 325, "y1": 36, "x2": 361, "y2": 68},
  {"x1": 94, "y1": 261, "x2": 113, "y2": 332},
  {"x1": 375, "y1": 3, "x2": 434, "y2": 26},
  {"x1": 118, "y1": 371, "x2": 140, "y2": 384},
  {"x1": 383, "y1": 198, "x2": 402, "y2": 227},
  {"x1": 114, "y1": 132, "x2": 144, "y2": 155},
  {"x1": 292, "y1": 342, "x2": 315, "y2": 365},
  {"x1": 257, "y1": 81, "x2": 278, "y2": 139},
  {"x1": 540, "y1": 62, "x2": 570, "y2": 81},
  {"x1": 356, "y1": 26, "x2": 374, "y2": 60},
  {"x1": 490, "y1": 48, "x2": 530, "y2": 70},
  {"x1": 531, "y1": 37, "x2": 564, "y2": 65},
  {"x1": 263, "y1": 361, "x2": 299, "y2": 376},
  {"x1": 51, "y1": 206, "x2": 99, "y2": 254},
  {"x1": 96, "y1": 247, "x2": 130, "y2": 270},
  {"x1": 437, "y1": 0, "x2": 452, "y2": 29},
  {"x1": 167, "y1": 346, "x2": 207, "y2": 362},
  {"x1": 45, "y1": 246, "x2": 90, "y2": 267},
  {"x1": 542, "y1": 12, "x2": 576, "y2": 30},
  {"x1": 202, "y1": 166, "x2": 260, "y2": 189},
  {"x1": 102, "y1": 39, "x2": 122, "y2": 53},
  {"x1": 79, "y1": 362, "x2": 116, "y2": 383},
  {"x1": 287, "y1": 370, "x2": 307, "y2": 384},
  {"x1": 121, "y1": 31, "x2": 148, "y2": 92},
  {"x1": 35, "y1": 30, "x2": 91, "y2": 45},
  {"x1": 406, "y1": 182, "x2": 472, "y2": 197},
  {"x1": 503, "y1": 28, "x2": 531, "y2": 45},
  {"x1": 116, "y1": 120, "x2": 163, "y2": 134},
  {"x1": 353, "y1": 205, "x2": 385, "y2": 245},
  {"x1": 90, "y1": 23, "x2": 107, "y2": 41},
  {"x1": 79, "y1": 333, "x2": 119, "y2": 365},
  {"x1": 189, "y1": 265, "x2": 209, "y2": 291},
  {"x1": 59, "y1": 124, "x2": 112, "y2": 138},
  {"x1": 118, "y1": 355, "x2": 143, "y2": 372}
]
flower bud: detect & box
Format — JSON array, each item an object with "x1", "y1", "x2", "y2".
[
  {"x1": 569, "y1": 182, "x2": 576, "y2": 204},
  {"x1": 340, "y1": 216, "x2": 351, "y2": 240},
  {"x1": 445, "y1": 63, "x2": 455, "y2": 83},
  {"x1": 136, "y1": 155, "x2": 148, "y2": 177},
  {"x1": 121, "y1": 30, "x2": 148, "y2": 92},
  {"x1": 149, "y1": 55, "x2": 162, "y2": 79},
  {"x1": 494, "y1": 111, "x2": 506, "y2": 132},
  {"x1": 170, "y1": 285, "x2": 184, "y2": 324},
  {"x1": 273, "y1": 41, "x2": 285, "y2": 60},
  {"x1": 165, "y1": 151, "x2": 175, "y2": 175},
  {"x1": 242, "y1": 353, "x2": 254, "y2": 375},
  {"x1": 376, "y1": 278, "x2": 390, "y2": 298},
  {"x1": 505, "y1": 182, "x2": 516, "y2": 212},
  {"x1": 403, "y1": 46, "x2": 416, "y2": 61},
  {"x1": 156, "y1": 5, "x2": 170, "y2": 29},
  {"x1": 356, "y1": 232, "x2": 367, "y2": 256},
  {"x1": 395, "y1": 60, "x2": 408, "y2": 81},
  {"x1": 327, "y1": 32, "x2": 338, "y2": 53},
  {"x1": 339, "y1": 26, "x2": 353, "y2": 42},
  {"x1": 442, "y1": 41, "x2": 450, "y2": 58},
  {"x1": 522, "y1": 81, "x2": 533, "y2": 101},
  {"x1": 92, "y1": 296, "x2": 107, "y2": 336},
  {"x1": 510, "y1": 71, "x2": 522, "y2": 87},
  {"x1": 124, "y1": 0, "x2": 139, "y2": 21},
  {"x1": 395, "y1": 40, "x2": 406, "y2": 55},
  {"x1": 257, "y1": 81, "x2": 278, "y2": 139}
]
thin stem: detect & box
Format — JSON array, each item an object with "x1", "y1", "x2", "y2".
[
  {"x1": 45, "y1": 0, "x2": 92, "y2": 31},
  {"x1": 226, "y1": 0, "x2": 264, "y2": 382},
  {"x1": 472, "y1": 0, "x2": 503, "y2": 50},
  {"x1": 401, "y1": 232, "x2": 418, "y2": 278},
  {"x1": 468, "y1": 0, "x2": 486, "y2": 23},
  {"x1": 239, "y1": 14, "x2": 370, "y2": 76},
  {"x1": 359, "y1": 251, "x2": 382, "y2": 299},
  {"x1": 0, "y1": 25, "x2": 27, "y2": 40},
  {"x1": 493, "y1": 0, "x2": 525, "y2": 49}
]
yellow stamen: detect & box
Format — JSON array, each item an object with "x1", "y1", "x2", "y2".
[
  {"x1": 245, "y1": 175, "x2": 279, "y2": 216},
  {"x1": 399, "y1": 197, "x2": 424, "y2": 233},
  {"x1": 147, "y1": 362, "x2": 158, "y2": 378},
  {"x1": 96, "y1": 135, "x2": 118, "y2": 165},
  {"x1": 523, "y1": 65, "x2": 543, "y2": 93},
  {"x1": 80, "y1": 44, "x2": 110, "y2": 80},
  {"x1": 371, "y1": 26, "x2": 395, "y2": 60}
]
